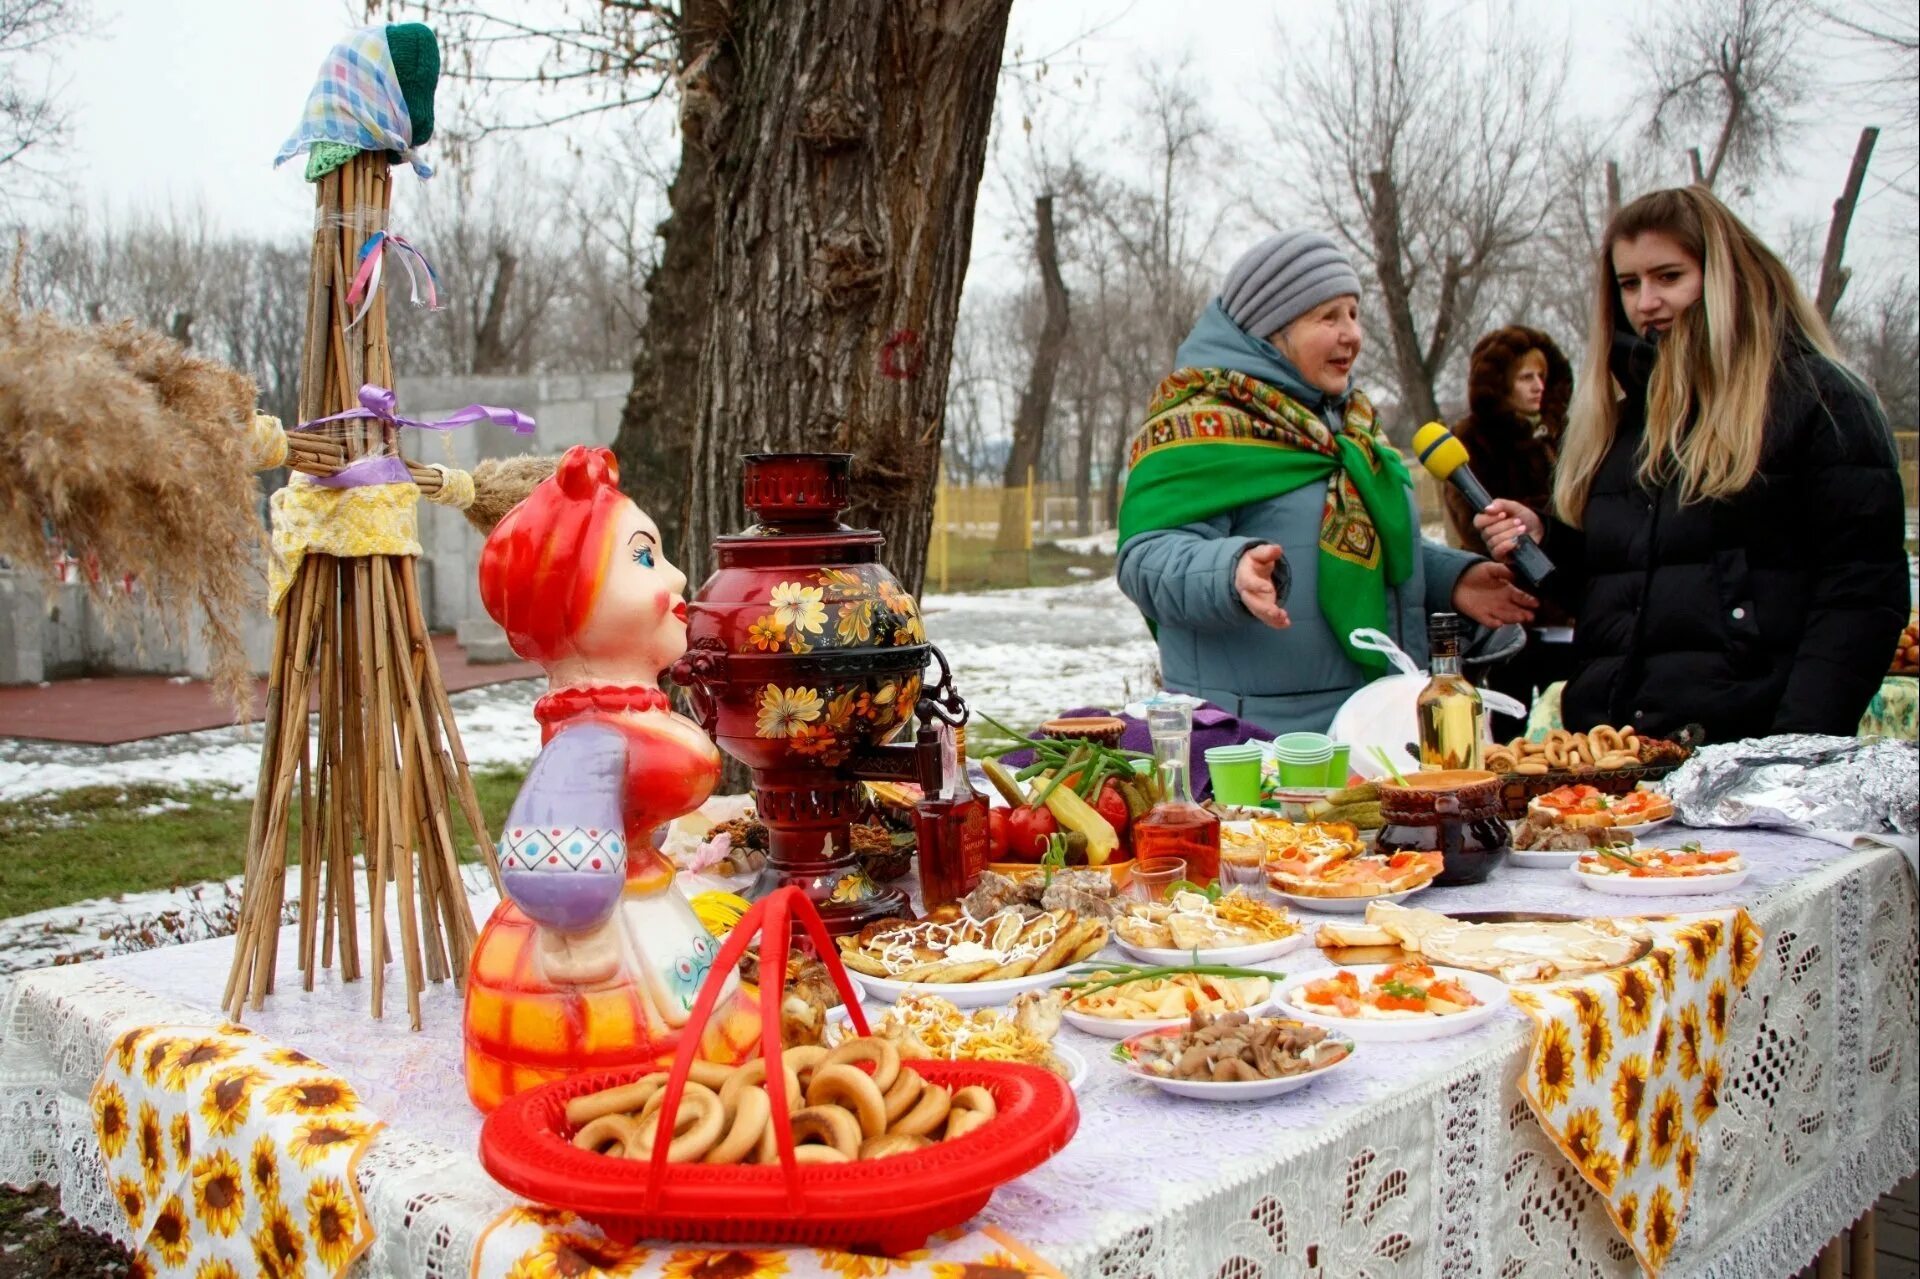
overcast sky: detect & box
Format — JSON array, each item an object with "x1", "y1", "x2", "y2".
[{"x1": 27, "y1": 0, "x2": 1920, "y2": 299}]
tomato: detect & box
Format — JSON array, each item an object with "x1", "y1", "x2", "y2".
[
  {"x1": 1375, "y1": 994, "x2": 1427, "y2": 1012},
  {"x1": 1004, "y1": 806, "x2": 1057, "y2": 861},
  {"x1": 986, "y1": 806, "x2": 1011, "y2": 861},
  {"x1": 1383, "y1": 963, "x2": 1434, "y2": 982},
  {"x1": 1093, "y1": 780, "x2": 1132, "y2": 842}
]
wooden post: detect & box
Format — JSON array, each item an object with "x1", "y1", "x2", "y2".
[
  {"x1": 1688, "y1": 147, "x2": 1705, "y2": 185},
  {"x1": 1849, "y1": 1213, "x2": 1877, "y2": 1279},
  {"x1": 1817, "y1": 126, "x2": 1881, "y2": 323}
]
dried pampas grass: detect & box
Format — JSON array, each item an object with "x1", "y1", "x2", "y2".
[{"x1": 0, "y1": 302, "x2": 264, "y2": 712}]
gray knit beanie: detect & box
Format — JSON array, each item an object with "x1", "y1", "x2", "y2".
[{"x1": 1219, "y1": 230, "x2": 1363, "y2": 340}]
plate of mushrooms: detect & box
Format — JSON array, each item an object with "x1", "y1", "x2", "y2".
[{"x1": 1112, "y1": 1009, "x2": 1356, "y2": 1101}]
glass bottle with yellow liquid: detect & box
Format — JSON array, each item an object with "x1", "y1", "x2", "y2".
[{"x1": 1417, "y1": 613, "x2": 1483, "y2": 770}]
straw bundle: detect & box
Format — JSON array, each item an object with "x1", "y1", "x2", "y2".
[
  {"x1": 0, "y1": 302, "x2": 264, "y2": 712},
  {"x1": 222, "y1": 151, "x2": 497, "y2": 1029}
]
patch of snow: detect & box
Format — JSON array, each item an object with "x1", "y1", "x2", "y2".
[{"x1": 1046, "y1": 529, "x2": 1118, "y2": 556}]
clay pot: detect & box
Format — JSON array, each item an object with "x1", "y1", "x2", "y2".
[
  {"x1": 1039, "y1": 716, "x2": 1127, "y2": 749},
  {"x1": 1376, "y1": 769, "x2": 1509, "y2": 886}
]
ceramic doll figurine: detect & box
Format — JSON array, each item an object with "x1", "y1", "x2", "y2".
[{"x1": 462, "y1": 445, "x2": 761, "y2": 1112}]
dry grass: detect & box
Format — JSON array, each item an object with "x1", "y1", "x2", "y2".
[{"x1": 0, "y1": 302, "x2": 265, "y2": 712}]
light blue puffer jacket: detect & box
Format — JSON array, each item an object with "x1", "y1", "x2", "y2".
[{"x1": 1116, "y1": 303, "x2": 1480, "y2": 735}]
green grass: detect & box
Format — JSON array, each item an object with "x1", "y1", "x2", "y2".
[
  {"x1": 0, "y1": 766, "x2": 528, "y2": 919},
  {"x1": 927, "y1": 534, "x2": 1115, "y2": 593}
]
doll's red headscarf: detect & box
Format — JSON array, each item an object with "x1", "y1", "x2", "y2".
[{"x1": 478, "y1": 446, "x2": 627, "y2": 664}]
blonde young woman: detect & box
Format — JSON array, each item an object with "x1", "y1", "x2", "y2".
[{"x1": 1476, "y1": 186, "x2": 1909, "y2": 740}]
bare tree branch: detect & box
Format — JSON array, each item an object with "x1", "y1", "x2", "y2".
[{"x1": 1636, "y1": 0, "x2": 1811, "y2": 192}]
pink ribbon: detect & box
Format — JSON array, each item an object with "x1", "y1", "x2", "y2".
[{"x1": 344, "y1": 231, "x2": 442, "y2": 331}]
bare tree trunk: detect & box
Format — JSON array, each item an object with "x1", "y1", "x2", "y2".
[
  {"x1": 1605, "y1": 160, "x2": 1621, "y2": 223},
  {"x1": 471, "y1": 248, "x2": 518, "y2": 373},
  {"x1": 682, "y1": 0, "x2": 1014, "y2": 597},
  {"x1": 1073, "y1": 394, "x2": 1095, "y2": 535},
  {"x1": 1816, "y1": 126, "x2": 1880, "y2": 322},
  {"x1": 610, "y1": 0, "x2": 727, "y2": 556},
  {"x1": 996, "y1": 193, "x2": 1072, "y2": 550},
  {"x1": 1364, "y1": 169, "x2": 1443, "y2": 428},
  {"x1": 1103, "y1": 408, "x2": 1129, "y2": 527},
  {"x1": 1688, "y1": 146, "x2": 1706, "y2": 185}
]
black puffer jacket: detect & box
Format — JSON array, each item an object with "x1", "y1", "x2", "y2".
[{"x1": 1548, "y1": 332, "x2": 1910, "y2": 741}]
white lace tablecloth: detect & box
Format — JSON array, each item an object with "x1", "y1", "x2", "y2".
[{"x1": 2, "y1": 828, "x2": 1914, "y2": 1278}]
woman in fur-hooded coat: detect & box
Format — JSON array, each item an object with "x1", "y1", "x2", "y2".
[{"x1": 1442, "y1": 325, "x2": 1573, "y2": 552}]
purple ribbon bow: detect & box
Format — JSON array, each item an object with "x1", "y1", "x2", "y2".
[{"x1": 295, "y1": 385, "x2": 537, "y2": 489}]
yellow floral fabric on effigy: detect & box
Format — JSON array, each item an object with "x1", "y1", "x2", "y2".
[
  {"x1": 1509, "y1": 909, "x2": 1764, "y2": 1275},
  {"x1": 90, "y1": 1023, "x2": 381, "y2": 1279},
  {"x1": 474, "y1": 1207, "x2": 1062, "y2": 1279}
]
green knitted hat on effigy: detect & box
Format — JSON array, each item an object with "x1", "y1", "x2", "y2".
[{"x1": 304, "y1": 23, "x2": 441, "y2": 182}]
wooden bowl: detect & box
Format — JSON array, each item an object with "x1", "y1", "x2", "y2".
[{"x1": 1378, "y1": 769, "x2": 1503, "y2": 821}]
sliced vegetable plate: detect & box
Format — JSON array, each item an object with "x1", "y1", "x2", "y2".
[
  {"x1": 1270, "y1": 964, "x2": 1509, "y2": 1043},
  {"x1": 1058, "y1": 965, "x2": 1278, "y2": 1040},
  {"x1": 1111, "y1": 1025, "x2": 1356, "y2": 1101},
  {"x1": 1570, "y1": 845, "x2": 1749, "y2": 896}
]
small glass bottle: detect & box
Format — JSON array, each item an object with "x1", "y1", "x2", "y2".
[
  {"x1": 1131, "y1": 700, "x2": 1221, "y2": 883},
  {"x1": 913, "y1": 724, "x2": 988, "y2": 908},
  {"x1": 1418, "y1": 613, "x2": 1483, "y2": 770}
]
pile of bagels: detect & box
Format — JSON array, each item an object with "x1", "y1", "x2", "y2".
[
  {"x1": 565, "y1": 1036, "x2": 996, "y2": 1165},
  {"x1": 1483, "y1": 725, "x2": 1648, "y2": 775}
]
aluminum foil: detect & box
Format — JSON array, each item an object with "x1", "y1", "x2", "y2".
[{"x1": 1661, "y1": 734, "x2": 1918, "y2": 836}]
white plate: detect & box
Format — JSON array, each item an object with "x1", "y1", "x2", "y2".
[
  {"x1": 1268, "y1": 885, "x2": 1427, "y2": 914},
  {"x1": 849, "y1": 966, "x2": 1074, "y2": 1008},
  {"x1": 1113, "y1": 929, "x2": 1312, "y2": 967},
  {"x1": 1569, "y1": 865, "x2": 1750, "y2": 896},
  {"x1": 1115, "y1": 1029, "x2": 1357, "y2": 1100},
  {"x1": 1507, "y1": 848, "x2": 1584, "y2": 869},
  {"x1": 1060, "y1": 984, "x2": 1277, "y2": 1040},
  {"x1": 1610, "y1": 818, "x2": 1672, "y2": 838},
  {"x1": 1270, "y1": 965, "x2": 1509, "y2": 1042}
]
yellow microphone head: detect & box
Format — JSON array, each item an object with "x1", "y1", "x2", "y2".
[{"x1": 1411, "y1": 421, "x2": 1470, "y2": 481}]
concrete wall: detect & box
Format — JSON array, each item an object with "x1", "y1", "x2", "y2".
[{"x1": 0, "y1": 371, "x2": 630, "y2": 684}]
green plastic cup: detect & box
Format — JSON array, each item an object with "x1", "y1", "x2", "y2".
[
  {"x1": 1271, "y1": 732, "x2": 1335, "y2": 788},
  {"x1": 1205, "y1": 745, "x2": 1265, "y2": 806},
  {"x1": 1325, "y1": 743, "x2": 1352, "y2": 788}
]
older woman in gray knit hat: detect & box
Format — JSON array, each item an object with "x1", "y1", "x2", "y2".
[{"x1": 1116, "y1": 231, "x2": 1537, "y2": 736}]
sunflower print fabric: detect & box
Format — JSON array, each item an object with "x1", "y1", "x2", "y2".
[
  {"x1": 475, "y1": 1208, "x2": 1062, "y2": 1279},
  {"x1": 1509, "y1": 909, "x2": 1763, "y2": 1275},
  {"x1": 91, "y1": 1023, "x2": 381, "y2": 1279}
]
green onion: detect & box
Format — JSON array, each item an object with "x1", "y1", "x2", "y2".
[
  {"x1": 1380, "y1": 979, "x2": 1427, "y2": 1000},
  {"x1": 1600, "y1": 847, "x2": 1645, "y2": 868},
  {"x1": 1030, "y1": 744, "x2": 1090, "y2": 807},
  {"x1": 1368, "y1": 746, "x2": 1408, "y2": 785},
  {"x1": 1059, "y1": 963, "x2": 1282, "y2": 1000}
]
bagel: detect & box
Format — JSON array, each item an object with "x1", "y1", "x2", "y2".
[
  {"x1": 783, "y1": 1045, "x2": 829, "y2": 1082},
  {"x1": 859, "y1": 1133, "x2": 930, "y2": 1160},
  {"x1": 629, "y1": 1083, "x2": 725, "y2": 1163},
  {"x1": 949, "y1": 1085, "x2": 997, "y2": 1119},
  {"x1": 792, "y1": 1145, "x2": 851, "y2": 1164},
  {"x1": 704, "y1": 1086, "x2": 769, "y2": 1165},
  {"x1": 1514, "y1": 758, "x2": 1550, "y2": 775},
  {"x1": 882, "y1": 1067, "x2": 925, "y2": 1124},
  {"x1": 1544, "y1": 736, "x2": 1569, "y2": 769},
  {"x1": 944, "y1": 1106, "x2": 991, "y2": 1140},
  {"x1": 565, "y1": 1073, "x2": 666, "y2": 1127},
  {"x1": 1590, "y1": 726, "x2": 1622, "y2": 754},
  {"x1": 805, "y1": 1063, "x2": 888, "y2": 1140},
  {"x1": 787, "y1": 1104, "x2": 862, "y2": 1158},
  {"x1": 571, "y1": 1113, "x2": 639, "y2": 1155},
  {"x1": 686, "y1": 1061, "x2": 735, "y2": 1090},
  {"x1": 718, "y1": 1059, "x2": 802, "y2": 1113},
  {"x1": 891, "y1": 1083, "x2": 952, "y2": 1138},
  {"x1": 823, "y1": 1036, "x2": 901, "y2": 1093}
]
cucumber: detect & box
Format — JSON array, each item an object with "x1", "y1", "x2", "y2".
[{"x1": 979, "y1": 758, "x2": 1029, "y2": 808}]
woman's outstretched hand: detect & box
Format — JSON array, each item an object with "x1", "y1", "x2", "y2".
[
  {"x1": 1233, "y1": 543, "x2": 1291, "y2": 629},
  {"x1": 1471, "y1": 498, "x2": 1544, "y2": 561},
  {"x1": 1452, "y1": 560, "x2": 1538, "y2": 627}
]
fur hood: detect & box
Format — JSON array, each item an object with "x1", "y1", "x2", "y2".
[{"x1": 1462, "y1": 324, "x2": 1572, "y2": 436}]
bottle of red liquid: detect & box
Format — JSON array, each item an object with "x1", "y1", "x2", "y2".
[
  {"x1": 1131, "y1": 700, "x2": 1220, "y2": 884},
  {"x1": 913, "y1": 724, "x2": 989, "y2": 909}
]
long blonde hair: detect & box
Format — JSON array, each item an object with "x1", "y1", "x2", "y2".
[{"x1": 1553, "y1": 186, "x2": 1845, "y2": 525}]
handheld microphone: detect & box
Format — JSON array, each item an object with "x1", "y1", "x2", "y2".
[{"x1": 1410, "y1": 422, "x2": 1556, "y2": 589}]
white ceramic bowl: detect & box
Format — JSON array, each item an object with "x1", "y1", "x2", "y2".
[{"x1": 1269, "y1": 965, "x2": 1509, "y2": 1042}]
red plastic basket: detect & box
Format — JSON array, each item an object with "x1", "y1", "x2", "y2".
[{"x1": 479, "y1": 887, "x2": 1080, "y2": 1254}]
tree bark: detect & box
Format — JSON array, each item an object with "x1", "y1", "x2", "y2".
[
  {"x1": 1072, "y1": 394, "x2": 1095, "y2": 535},
  {"x1": 1816, "y1": 127, "x2": 1880, "y2": 323},
  {"x1": 1605, "y1": 160, "x2": 1621, "y2": 223},
  {"x1": 996, "y1": 193, "x2": 1072, "y2": 551},
  {"x1": 471, "y1": 247, "x2": 518, "y2": 373},
  {"x1": 1365, "y1": 169, "x2": 1443, "y2": 428},
  {"x1": 1103, "y1": 407, "x2": 1129, "y2": 527},
  {"x1": 682, "y1": 0, "x2": 1014, "y2": 597},
  {"x1": 610, "y1": 0, "x2": 728, "y2": 558}
]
